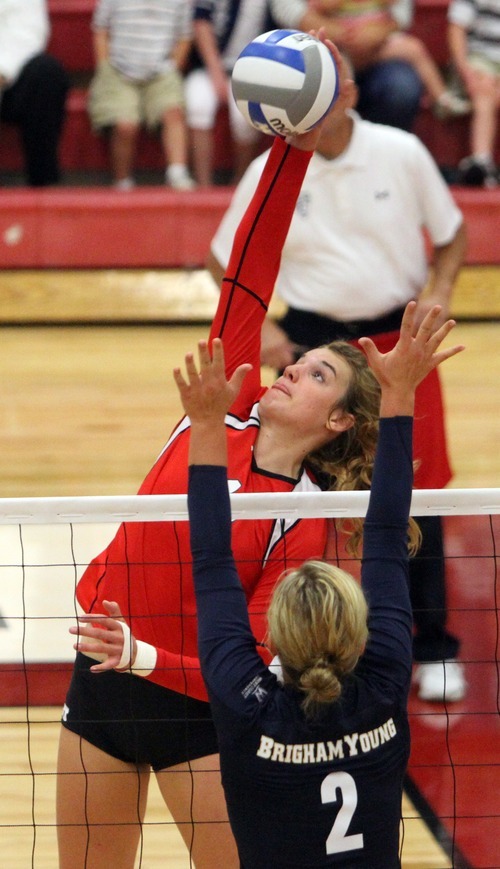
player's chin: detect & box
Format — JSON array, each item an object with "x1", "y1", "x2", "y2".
[
  {"x1": 262, "y1": 386, "x2": 290, "y2": 406},
  {"x1": 259, "y1": 392, "x2": 292, "y2": 423}
]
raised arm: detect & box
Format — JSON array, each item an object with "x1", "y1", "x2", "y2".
[
  {"x1": 181, "y1": 340, "x2": 275, "y2": 705},
  {"x1": 209, "y1": 37, "x2": 345, "y2": 413},
  {"x1": 69, "y1": 40, "x2": 346, "y2": 683},
  {"x1": 356, "y1": 302, "x2": 464, "y2": 689},
  {"x1": 176, "y1": 339, "x2": 252, "y2": 468},
  {"x1": 359, "y1": 301, "x2": 465, "y2": 419}
]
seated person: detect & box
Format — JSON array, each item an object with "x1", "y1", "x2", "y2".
[
  {"x1": 0, "y1": 0, "x2": 69, "y2": 187},
  {"x1": 184, "y1": 0, "x2": 269, "y2": 186},
  {"x1": 88, "y1": 0, "x2": 195, "y2": 190},
  {"x1": 448, "y1": 0, "x2": 499, "y2": 187},
  {"x1": 309, "y1": 0, "x2": 470, "y2": 118}
]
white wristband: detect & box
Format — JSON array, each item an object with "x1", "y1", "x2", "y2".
[
  {"x1": 132, "y1": 640, "x2": 157, "y2": 676},
  {"x1": 117, "y1": 620, "x2": 133, "y2": 670},
  {"x1": 116, "y1": 621, "x2": 157, "y2": 676}
]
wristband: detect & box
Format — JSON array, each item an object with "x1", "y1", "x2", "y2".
[
  {"x1": 117, "y1": 620, "x2": 133, "y2": 670},
  {"x1": 132, "y1": 640, "x2": 157, "y2": 676},
  {"x1": 116, "y1": 621, "x2": 157, "y2": 675}
]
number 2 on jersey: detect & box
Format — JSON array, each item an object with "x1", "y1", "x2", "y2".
[{"x1": 321, "y1": 771, "x2": 364, "y2": 855}]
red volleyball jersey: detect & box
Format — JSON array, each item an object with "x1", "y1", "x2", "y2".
[{"x1": 76, "y1": 138, "x2": 327, "y2": 701}]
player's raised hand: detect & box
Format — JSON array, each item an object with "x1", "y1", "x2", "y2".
[
  {"x1": 173, "y1": 338, "x2": 251, "y2": 423},
  {"x1": 358, "y1": 301, "x2": 465, "y2": 416},
  {"x1": 288, "y1": 32, "x2": 346, "y2": 152},
  {"x1": 174, "y1": 339, "x2": 251, "y2": 467}
]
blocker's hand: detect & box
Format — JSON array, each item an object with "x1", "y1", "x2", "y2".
[
  {"x1": 69, "y1": 600, "x2": 137, "y2": 673},
  {"x1": 173, "y1": 337, "x2": 251, "y2": 424},
  {"x1": 358, "y1": 301, "x2": 465, "y2": 415}
]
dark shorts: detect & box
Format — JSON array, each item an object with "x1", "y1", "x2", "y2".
[{"x1": 62, "y1": 653, "x2": 219, "y2": 771}]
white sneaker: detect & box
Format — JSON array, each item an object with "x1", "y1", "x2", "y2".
[
  {"x1": 114, "y1": 176, "x2": 135, "y2": 191},
  {"x1": 434, "y1": 90, "x2": 471, "y2": 120},
  {"x1": 414, "y1": 660, "x2": 466, "y2": 703},
  {"x1": 166, "y1": 165, "x2": 196, "y2": 191}
]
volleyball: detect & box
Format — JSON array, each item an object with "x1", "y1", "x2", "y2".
[{"x1": 231, "y1": 29, "x2": 339, "y2": 137}]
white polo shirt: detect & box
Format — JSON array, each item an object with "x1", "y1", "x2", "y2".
[{"x1": 211, "y1": 112, "x2": 463, "y2": 322}]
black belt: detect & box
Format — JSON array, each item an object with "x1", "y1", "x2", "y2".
[{"x1": 280, "y1": 306, "x2": 406, "y2": 347}]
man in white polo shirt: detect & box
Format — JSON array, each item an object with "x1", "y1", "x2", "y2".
[{"x1": 208, "y1": 66, "x2": 468, "y2": 703}]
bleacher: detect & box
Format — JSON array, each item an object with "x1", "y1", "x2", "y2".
[{"x1": 0, "y1": 0, "x2": 498, "y2": 269}]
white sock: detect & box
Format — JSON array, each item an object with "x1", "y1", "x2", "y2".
[
  {"x1": 115, "y1": 176, "x2": 135, "y2": 191},
  {"x1": 166, "y1": 164, "x2": 189, "y2": 180},
  {"x1": 473, "y1": 153, "x2": 493, "y2": 165}
]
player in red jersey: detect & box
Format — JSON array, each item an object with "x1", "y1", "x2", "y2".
[{"x1": 57, "y1": 45, "x2": 381, "y2": 869}]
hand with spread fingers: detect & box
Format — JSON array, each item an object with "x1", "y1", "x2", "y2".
[
  {"x1": 173, "y1": 338, "x2": 252, "y2": 424},
  {"x1": 359, "y1": 301, "x2": 465, "y2": 416},
  {"x1": 69, "y1": 600, "x2": 136, "y2": 673},
  {"x1": 174, "y1": 338, "x2": 252, "y2": 468}
]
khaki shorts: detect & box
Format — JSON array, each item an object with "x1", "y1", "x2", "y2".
[
  {"x1": 468, "y1": 53, "x2": 500, "y2": 79},
  {"x1": 89, "y1": 60, "x2": 185, "y2": 130}
]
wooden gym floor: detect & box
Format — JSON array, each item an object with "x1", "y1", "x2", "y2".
[
  {"x1": 0, "y1": 266, "x2": 498, "y2": 867},
  {"x1": 1, "y1": 265, "x2": 499, "y2": 495}
]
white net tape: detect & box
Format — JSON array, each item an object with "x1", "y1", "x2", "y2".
[{"x1": 0, "y1": 487, "x2": 499, "y2": 523}]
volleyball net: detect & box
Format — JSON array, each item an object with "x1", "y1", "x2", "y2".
[{"x1": 0, "y1": 489, "x2": 498, "y2": 868}]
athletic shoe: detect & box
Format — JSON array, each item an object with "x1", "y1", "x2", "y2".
[
  {"x1": 166, "y1": 166, "x2": 196, "y2": 191},
  {"x1": 414, "y1": 660, "x2": 467, "y2": 703},
  {"x1": 434, "y1": 90, "x2": 471, "y2": 120},
  {"x1": 458, "y1": 155, "x2": 498, "y2": 188},
  {"x1": 114, "y1": 176, "x2": 135, "y2": 191}
]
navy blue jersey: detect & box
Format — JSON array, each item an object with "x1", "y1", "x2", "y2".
[{"x1": 189, "y1": 417, "x2": 413, "y2": 868}]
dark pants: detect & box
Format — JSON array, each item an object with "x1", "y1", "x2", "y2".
[
  {"x1": 356, "y1": 60, "x2": 424, "y2": 132},
  {"x1": 1, "y1": 53, "x2": 69, "y2": 186},
  {"x1": 279, "y1": 307, "x2": 461, "y2": 664},
  {"x1": 410, "y1": 514, "x2": 460, "y2": 662}
]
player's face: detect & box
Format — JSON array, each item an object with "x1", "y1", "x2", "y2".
[{"x1": 260, "y1": 348, "x2": 355, "y2": 441}]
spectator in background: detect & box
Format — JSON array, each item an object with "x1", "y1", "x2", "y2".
[
  {"x1": 89, "y1": 0, "x2": 195, "y2": 191},
  {"x1": 208, "y1": 68, "x2": 468, "y2": 703},
  {"x1": 268, "y1": 0, "x2": 425, "y2": 130},
  {"x1": 448, "y1": 0, "x2": 500, "y2": 187},
  {"x1": 185, "y1": 0, "x2": 270, "y2": 186},
  {"x1": 308, "y1": 0, "x2": 470, "y2": 119},
  {"x1": 0, "y1": 0, "x2": 69, "y2": 187}
]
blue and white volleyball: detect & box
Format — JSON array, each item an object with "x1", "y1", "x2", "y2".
[{"x1": 231, "y1": 30, "x2": 339, "y2": 137}]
